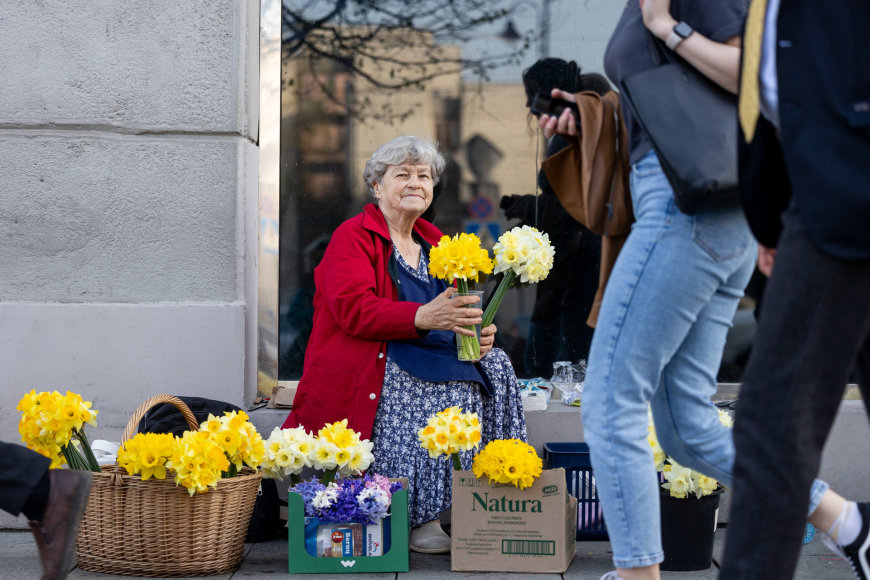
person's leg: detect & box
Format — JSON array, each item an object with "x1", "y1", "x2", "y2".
[
  {"x1": 649, "y1": 238, "x2": 754, "y2": 484},
  {"x1": 721, "y1": 204, "x2": 870, "y2": 579},
  {"x1": 0, "y1": 442, "x2": 92, "y2": 580},
  {"x1": 0, "y1": 441, "x2": 51, "y2": 516},
  {"x1": 582, "y1": 152, "x2": 755, "y2": 574}
]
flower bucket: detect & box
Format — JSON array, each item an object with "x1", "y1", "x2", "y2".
[
  {"x1": 75, "y1": 395, "x2": 262, "y2": 577},
  {"x1": 659, "y1": 490, "x2": 721, "y2": 571}
]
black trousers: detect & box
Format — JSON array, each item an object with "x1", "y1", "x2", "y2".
[
  {"x1": 721, "y1": 203, "x2": 870, "y2": 579},
  {"x1": 0, "y1": 442, "x2": 51, "y2": 517}
]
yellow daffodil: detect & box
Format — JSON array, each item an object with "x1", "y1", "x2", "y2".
[
  {"x1": 118, "y1": 432, "x2": 176, "y2": 480},
  {"x1": 167, "y1": 430, "x2": 229, "y2": 496},
  {"x1": 428, "y1": 233, "x2": 493, "y2": 285},
  {"x1": 472, "y1": 439, "x2": 543, "y2": 490},
  {"x1": 649, "y1": 407, "x2": 731, "y2": 499},
  {"x1": 418, "y1": 407, "x2": 482, "y2": 468},
  {"x1": 17, "y1": 390, "x2": 99, "y2": 470},
  {"x1": 199, "y1": 411, "x2": 264, "y2": 473}
]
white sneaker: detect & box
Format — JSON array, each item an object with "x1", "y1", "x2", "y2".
[
  {"x1": 600, "y1": 572, "x2": 625, "y2": 580},
  {"x1": 409, "y1": 520, "x2": 450, "y2": 554}
]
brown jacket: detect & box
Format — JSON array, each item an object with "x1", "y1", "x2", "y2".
[{"x1": 542, "y1": 90, "x2": 633, "y2": 326}]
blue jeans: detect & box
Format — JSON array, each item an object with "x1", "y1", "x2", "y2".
[{"x1": 581, "y1": 151, "x2": 828, "y2": 568}]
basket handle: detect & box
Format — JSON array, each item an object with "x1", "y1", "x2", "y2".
[{"x1": 120, "y1": 394, "x2": 200, "y2": 443}]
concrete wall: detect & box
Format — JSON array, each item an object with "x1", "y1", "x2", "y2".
[{"x1": 0, "y1": 0, "x2": 260, "y2": 452}]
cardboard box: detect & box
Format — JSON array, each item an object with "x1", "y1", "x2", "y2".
[
  {"x1": 287, "y1": 488, "x2": 409, "y2": 574},
  {"x1": 451, "y1": 468, "x2": 577, "y2": 573},
  {"x1": 267, "y1": 384, "x2": 297, "y2": 409}
]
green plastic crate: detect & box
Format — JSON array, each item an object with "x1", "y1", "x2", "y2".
[{"x1": 287, "y1": 487, "x2": 409, "y2": 574}]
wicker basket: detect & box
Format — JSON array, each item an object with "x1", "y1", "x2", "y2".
[{"x1": 74, "y1": 395, "x2": 262, "y2": 577}]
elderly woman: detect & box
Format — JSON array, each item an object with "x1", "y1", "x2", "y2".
[{"x1": 283, "y1": 136, "x2": 526, "y2": 554}]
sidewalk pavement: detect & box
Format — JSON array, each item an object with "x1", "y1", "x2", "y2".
[{"x1": 0, "y1": 526, "x2": 858, "y2": 579}]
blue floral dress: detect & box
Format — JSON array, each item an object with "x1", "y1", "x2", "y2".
[{"x1": 369, "y1": 245, "x2": 527, "y2": 528}]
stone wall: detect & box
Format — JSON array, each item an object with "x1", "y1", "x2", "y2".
[{"x1": 0, "y1": 0, "x2": 259, "y2": 452}]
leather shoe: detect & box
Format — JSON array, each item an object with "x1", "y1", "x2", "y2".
[
  {"x1": 29, "y1": 469, "x2": 93, "y2": 580},
  {"x1": 409, "y1": 519, "x2": 450, "y2": 554}
]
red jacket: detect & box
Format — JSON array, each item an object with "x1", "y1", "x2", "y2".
[{"x1": 282, "y1": 204, "x2": 443, "y2": 440}]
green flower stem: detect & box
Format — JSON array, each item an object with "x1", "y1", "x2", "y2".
[
  {"x1": 456, "y1": 279, "x2": 481, "y2": 361},
  {"x1": 74, "y1": 428, "x2": 102, "y2": 473},
  {"x1": 320, "y1": 467, "x2": 338, "y2": 485},
  {"x1": 290, "y1": 473, "x2": 302, "y2": 485},
  {"x1": 451, "y1": 452, "x2": 463, "y2": 471},
  {"x1": 223, "y1": 461, "x2": 238, "y2": 479},
  {"x1": 482, "y1": 270, "x2": 515, "y2": 328},
  {"x1": 62, "y1": 443, "x2": 86, "y2": 471}
]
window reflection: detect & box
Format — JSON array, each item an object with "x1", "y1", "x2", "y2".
[{"x1": 277, "y1": 2, "x2": 723, "y2": 383}]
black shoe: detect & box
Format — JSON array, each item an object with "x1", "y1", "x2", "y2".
[{"x1": 842, "y1": 502, "x2": 870, "y2": 580}]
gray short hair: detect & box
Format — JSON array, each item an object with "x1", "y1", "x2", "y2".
[{"x1": 363, "y1": 136, "x2": 446, "y2": 197}]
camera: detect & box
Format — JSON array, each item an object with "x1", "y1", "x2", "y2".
[{"x1": 530, "y1": 92, "x2": 580, "y2": 125}]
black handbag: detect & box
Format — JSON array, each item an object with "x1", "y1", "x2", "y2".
[{"x1": 620, "y1": 33, "x2": 739, "y2": 214}]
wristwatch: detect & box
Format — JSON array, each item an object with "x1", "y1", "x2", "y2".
[{"x1": 666, "y1": 21, "x2": 694, "y2": 51}]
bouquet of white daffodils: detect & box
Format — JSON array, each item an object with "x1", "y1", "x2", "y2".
[
  {"x1": 481, "y1": 225, "x2": 555, "y2": 327},
  {"x1": 648, "y1": 407, "x2": 733, "y2": 499},
  {"x1": 261, "y1": 420, "x2": 374, "y2": 485}
]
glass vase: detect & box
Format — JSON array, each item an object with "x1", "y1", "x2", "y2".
[{"x1": 454, "y1": 290, "x2": 483, "y2": 362}]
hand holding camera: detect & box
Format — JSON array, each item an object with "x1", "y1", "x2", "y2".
[{"x1": 535, "y1": 89, "x2": 580, "y2": 138}]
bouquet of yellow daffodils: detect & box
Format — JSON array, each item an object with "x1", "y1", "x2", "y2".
[
  {"x1": 311, "y1": 419, "x2": 375, "y2": 484},
  {"x1": 17, "y1": 390, "x2": 100, "y2": 472},
  {"x1": 482, "y1": 225, "x2": 555, "y2": 327},
  {"x1": 472, "y1": 439, "x2": 543, "y2": 490},
  {"x1": 117, "y1": 410, "x2": 265, "y2": 496},
  {"x1": 417, "y1": 406, "x2": 482, "y2": 470},
  {"x1": 648, "y1": 408, "x2": 733, "y2": 499},
  {"x1": 200, "y1": 410, "x2": 266, "y2": 476},
  {"x1": 428, "y1": 232, "x2": 494, "y2": 361}
]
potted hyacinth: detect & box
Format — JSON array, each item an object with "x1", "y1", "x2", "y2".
[{"x1": 648, "y1": 407, "x2": 732, "y2": 571}]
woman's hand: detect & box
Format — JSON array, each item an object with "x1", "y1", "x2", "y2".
[
  {"x1": 539, "y1": 89, "x2": 578, "y2": 140},
  {"x1": 414, "y1": 287, "x2": 483, "y2": 336},
  {"x1": 758, "y1": 244, "x2": 777, "y2": 277},
  {"x1": 640, "y1": 0, "x2": 677, "y2": 41},
  {"x1": 479, "y1": 323, "x2": 497, "y2": 357}
]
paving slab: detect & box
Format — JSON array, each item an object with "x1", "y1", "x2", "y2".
[
  {"x1": 406, "y1": 549, "x2": 559, "y2": 578},
  {"x1": 795, "y1": 532, "x2": 857, "y2": 580},
  {"x1": 565, "y1": 540, "x2": 618, "y2": 579},
  {"x1": 0, "y1": 528, "x2": 863, "y2": 579},
  {"x1": 0, "y1": 529, "x2": 44, "y2": 579}
]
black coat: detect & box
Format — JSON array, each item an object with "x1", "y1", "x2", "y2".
[{"x1": 739, "y1": 0, "x2": 870, "y2": 259}]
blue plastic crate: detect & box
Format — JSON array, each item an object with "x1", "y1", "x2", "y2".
[{"x1": 543, "y1": 442, "x2": 608, "y2": 540}]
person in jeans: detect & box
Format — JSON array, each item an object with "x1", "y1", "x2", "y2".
[
  {"x1": 541, "y1": 1, "x2": 859, "y2": 578},
  {"x1": 0, "y1": 441, "x2": 93, "y2": 580}
]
